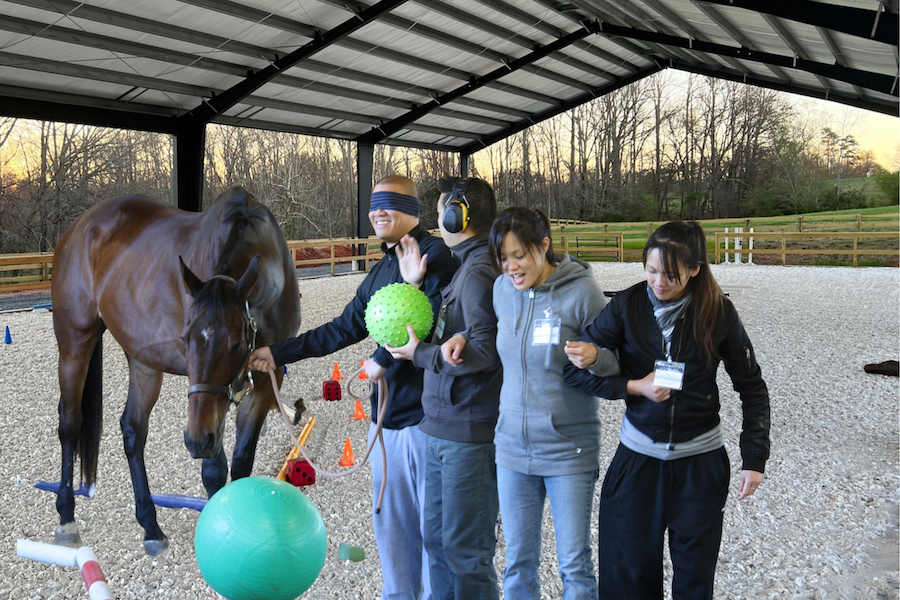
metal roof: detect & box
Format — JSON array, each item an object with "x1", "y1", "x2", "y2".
[{"x1": 0, "y1": 0, "x2": 897, "y2": 155}]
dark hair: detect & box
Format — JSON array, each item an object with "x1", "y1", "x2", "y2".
[
  {"x1": 643, "y1": 221, "x2": 723, "y2": 364},
  {"x1": 438, "y1": 176, "x2": 497, "y2": 234},
  {"x1": 489, "y1": 207, "x2": 553, "y2": 271}
]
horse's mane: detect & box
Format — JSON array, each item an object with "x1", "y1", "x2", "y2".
[{"x1": 212, "y1": 188, "x2": 264, "y2": 278}]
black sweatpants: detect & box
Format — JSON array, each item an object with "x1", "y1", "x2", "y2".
[{"x1": 599, "y1": 444, "x2": 730, "y2": 600}]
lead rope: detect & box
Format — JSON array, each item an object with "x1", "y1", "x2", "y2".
[{"x1": 268, "y1": 368, "x2": 389, "y2": 512}]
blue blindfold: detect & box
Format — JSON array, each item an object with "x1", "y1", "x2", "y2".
[{"x1": 370, "y1": 191, "x2": 421, "y2": 218}]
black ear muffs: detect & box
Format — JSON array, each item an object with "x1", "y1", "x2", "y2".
[{"x1": 442, "y1": 180, "x2": 470, "y2": 234}]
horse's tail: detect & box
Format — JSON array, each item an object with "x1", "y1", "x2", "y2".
[{"x1": 79, "y1": 337, "x2": 103, "y2": 488}]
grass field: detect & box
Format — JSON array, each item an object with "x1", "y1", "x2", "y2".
[{"x1": 555, "y1": 205, "x2": 899, "y2": 267}]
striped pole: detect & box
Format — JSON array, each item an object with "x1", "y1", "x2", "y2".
[{"x1": 17, "y1": 539, "x2": 112, "y2": 600}]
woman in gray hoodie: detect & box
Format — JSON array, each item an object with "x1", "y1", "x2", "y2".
[{"x1": 485, "y1": 207, "x2": 618, "y2": 600}]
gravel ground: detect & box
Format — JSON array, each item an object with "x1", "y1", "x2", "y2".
[{"x1": 1, "y1": 264, "x2": 897, "y2": 600}]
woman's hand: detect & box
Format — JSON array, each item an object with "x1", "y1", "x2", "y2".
[
  {"x1": 385, "y1": 324, "x2": 420, "y2": 361},
  {"x1": 441, "y1": 334, "x2": 466, "y2": 367},
  {"x1": 564, "y1": 341, "x2": 598, "y2": 369},
  {"x1": 737, "y1": 470, "x2": 764, "y2": 500},
  {"x1": 395, "y1": 234, "x2": 427, "y2": 288},
  {"x1": 247, "y1": 346, "x2": 276, "y2": 372},
  {"x1": 626, "y1": 372, "x2": 671, "y2": 403}
]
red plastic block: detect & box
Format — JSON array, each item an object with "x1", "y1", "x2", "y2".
[
  {"x1": 286, "y1": 458, "x2": 316, "y2": 487},
  {"x1": 323, "y1": 380, "x2": 342, "y2": 401}
]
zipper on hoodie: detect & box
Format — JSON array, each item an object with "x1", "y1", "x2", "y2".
[
  {"x1": 520, "y1": 289, "x2": 535, "y2": 453},
  {"x1": 666, "y1": 321, "x2": 685, "y2": 450}
]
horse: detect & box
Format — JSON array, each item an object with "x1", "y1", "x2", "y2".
[{"x1": 50, "y1": 186, "x2": 301, "y2": 556}]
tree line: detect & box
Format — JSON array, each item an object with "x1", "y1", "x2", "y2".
[{"x1": 0, "y1": 72, "x2": 896, "y2": 254}]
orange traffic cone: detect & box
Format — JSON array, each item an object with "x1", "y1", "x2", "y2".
[
  {"x1": 353, "y1": 400, "x2": 367, "y2": 420},
  {"x1": 339, "y1": 437, "x2": 355, "y2": 466},
  {"x1": 332, "y1": 362, "x2": 342, "y2": 381},
  {"x1": 359, "y1": 359, "x2": 368, "y2": 380}
]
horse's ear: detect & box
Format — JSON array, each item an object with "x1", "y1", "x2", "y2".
[
  {"x1": 235, "y1": 255, "x2": 260, "y2": 300},
  {"x1": 179, "y1": 256, "x2": 204, "y2": 297}
]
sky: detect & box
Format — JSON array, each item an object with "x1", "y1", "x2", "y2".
[{"x1": 782, "y1": 95, "x2": 898, "y2": 170}]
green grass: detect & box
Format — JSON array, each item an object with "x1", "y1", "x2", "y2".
[{"x1": 553, "y1": 207, "x2": 899, "y2": 267}]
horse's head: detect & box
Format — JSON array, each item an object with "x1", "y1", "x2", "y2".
[{"x1": 179, "y1": 255, "x2": 260, "y2": 459}]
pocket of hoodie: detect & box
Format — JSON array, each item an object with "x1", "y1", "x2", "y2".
[{"x1": 532, "y1": 413, "x2": 599, "y2": 457}]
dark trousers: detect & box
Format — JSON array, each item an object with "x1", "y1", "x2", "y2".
[
  {"x1": 423, "y1": 434, "x2": 499, "y2": 600},
  {"x1": 599, "y1": 444, "x2": 730, "y2": 600}
]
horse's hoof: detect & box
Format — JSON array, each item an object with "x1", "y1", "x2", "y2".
[
  {"x1": 54, "y1": 523, "x2": 82, "y2": 548},
  {"x1": 143, "y1": 536, "x2": 169, "y2": 557}
]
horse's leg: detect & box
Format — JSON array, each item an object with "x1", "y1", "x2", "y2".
[
  {"x1": 231, "y1": 370, "x2": 282, "y2": 480},
  {"x1": 55, "y1": 325, "x2": 104, "y2": 548},
  {"x1": 201, "y1": 443, "x2": 228, "y2": 497},
  {"x1": 120, "y1": 357, "x2": 169, "y2": 556}
]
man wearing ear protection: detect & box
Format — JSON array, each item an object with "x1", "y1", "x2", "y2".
[{"x1": 386, "y1": 177, "x2": 502, "y2": 600}]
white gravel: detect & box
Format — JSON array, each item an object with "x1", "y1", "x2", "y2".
[{"x1": 0, "y1": 264, "x2": 897, "y2": 600}]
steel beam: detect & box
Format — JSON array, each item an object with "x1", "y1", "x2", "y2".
[{"x1": 696, "y1": 0, "x2": 898, "y2": 45}]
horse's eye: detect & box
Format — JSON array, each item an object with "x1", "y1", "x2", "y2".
[{"x1": 231, "y1": 342, "x2": 241, "y2": 353}]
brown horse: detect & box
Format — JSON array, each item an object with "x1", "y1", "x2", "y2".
[{"x1": 51, "y1": 186, "x2": 301, "y2": 556}]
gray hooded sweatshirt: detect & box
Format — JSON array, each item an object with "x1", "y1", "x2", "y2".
[{"x1": 493, "y1": 253, "x2": 619, "y2": 476}]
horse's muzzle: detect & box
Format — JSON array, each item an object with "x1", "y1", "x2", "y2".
[{"x1": 183, "y1": 429, "x2": 219, "y2": 459}]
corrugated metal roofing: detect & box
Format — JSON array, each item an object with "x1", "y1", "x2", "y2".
[{"x1": 0, "y1": 0, "x2": 896, "y2": 153}]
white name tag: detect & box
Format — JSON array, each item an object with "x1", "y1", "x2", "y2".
[
  {"x1": 653, "y1": 360, "x2": 685, "y2": 390},
  {"x1": 434, "y1": 314, "x2": 445, "y2": 340},
  {"x1": 532, "y1": 318, "x2": 561, "y2": 346}
]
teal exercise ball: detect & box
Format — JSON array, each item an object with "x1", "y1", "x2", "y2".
[
  {"x1": 364, "y1": 283, "x2": 434, "y2": 347},
  {"x1": 194, "y1": 477, "x2": 326, "y2": 600}
]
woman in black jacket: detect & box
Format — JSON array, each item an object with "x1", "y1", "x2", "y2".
[{"x1": 563, "y1": 221, "x2": 770, "y2": 600}]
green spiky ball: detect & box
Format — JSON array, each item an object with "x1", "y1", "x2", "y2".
[{"x1": 365, "y1": 283, "x2": 435, "y2": 347}]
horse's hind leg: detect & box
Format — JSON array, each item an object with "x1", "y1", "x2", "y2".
[
  {"x1": 55, "y1": 324, "x2": 104, "y2": 548},
  {"x1": 120, "y1": 357, "x2": 169, "y2": 556}
]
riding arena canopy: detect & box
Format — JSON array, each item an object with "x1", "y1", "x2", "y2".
[{"x1": 0, "y1": 0, "x2": 897, "y2": 226}]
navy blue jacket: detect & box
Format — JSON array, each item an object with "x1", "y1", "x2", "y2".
[
  {"x1": 271, "y1": 225, "x2": 457, "y2": 429},
  {"x1": 564, "y1": 281, "x2": 770, "y2": 473}
]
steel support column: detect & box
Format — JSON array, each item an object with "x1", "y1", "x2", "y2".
[
  {"x1": 356, "y1": 142, "x2": 374, "y2": 268},
  {"x1": 459, "y1": 153, "x2": 470, "y2": 178},
  {"x1": 174, "y1": 118, "x2": 205, "y2": 212}
]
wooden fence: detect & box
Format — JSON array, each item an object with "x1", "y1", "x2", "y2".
[
  {"x1": 713, "y1": 231, "x2": 900, "y2": 266},
  {"x1": 0, "y1": 238, "x2": 385, "y2": 293},
  {"x1": 558, "y1": 232, "x2": 625, "y2": 262},
  {"x1": 2, "y1": 227, "x2": 896, "y2": 293}
]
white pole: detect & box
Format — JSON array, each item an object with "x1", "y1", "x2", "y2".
[
  {"x1": 735, "y1": 227, "x2": 744, "y2": 265},
  {"x1": 748, "y1": 227, "x2": 754, "y2": 264},
  {"x1": 17, "y1": 539, "x2": 77, "y2": 567},
  {"x1": 724, "y1": 227, "x2": 731, "y2": 264},
  {"x1": 16, "y1": 540, "x2": 112, "y2": 600},
  {"x1": 76, "y1": 546, "x2": 113, "y2": 600}
]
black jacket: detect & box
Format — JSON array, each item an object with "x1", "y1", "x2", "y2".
[
  {"x1": 271, "y1": 225, "x2": 457, "y2": 429},
  {"x1": 564, "y1": 281, "x2": 770, "y2": 472},
  {"x1": 413, "y1": 233, "x2": 502, "y2": 443}
]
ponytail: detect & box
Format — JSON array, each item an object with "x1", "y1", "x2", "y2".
[{"x1": 644, "y1": 221, "x2": 723, "y2": 363}]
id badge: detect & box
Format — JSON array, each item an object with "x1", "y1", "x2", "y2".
[
  {"x1": 532, "y1": 318, "x2": 561, "y2": 346},
  {"x1": 433, "y1": 305, "x2": 447, "y2": 341},
  {"x1": 653, "y1": 360, "x2": 685, "y2": 390}
]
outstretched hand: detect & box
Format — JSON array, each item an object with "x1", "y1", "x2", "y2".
[
  {"x1": 385, "y1": 324, "x2": 420, "y2": 361},
  {"x1": 395, "y1": 234, "x2": 427, "y2": 288},
  {"x1": 441, "y1": 334, "x2": 466, "y2": 367}
]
